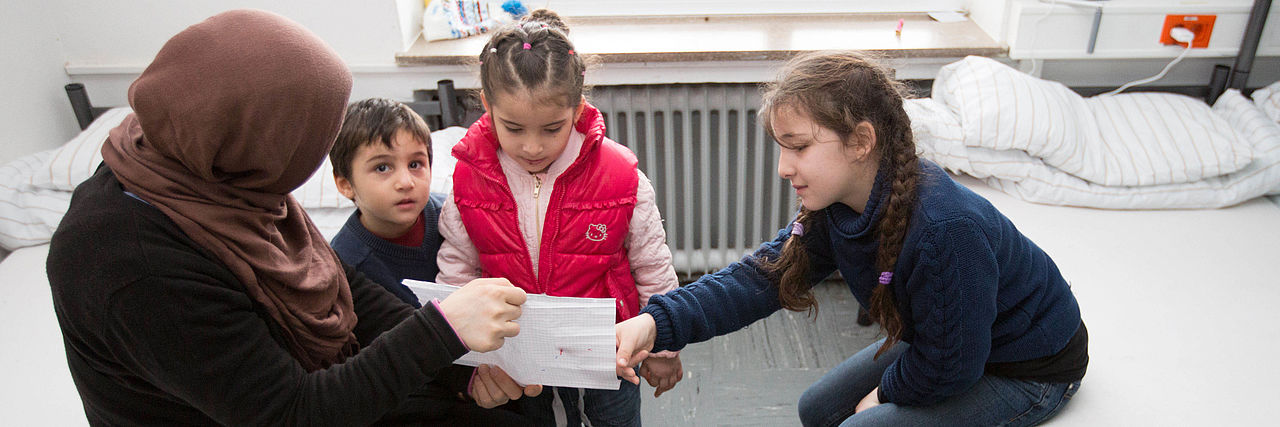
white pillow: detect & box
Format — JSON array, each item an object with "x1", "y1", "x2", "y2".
[
  {"x1": 0, "y1": 149, "x2": 75, "y2": 250},
  {"x1": 32, "y1": 107, "x2": 132, "y2": 191},
  {"x1": 933, "y1": 56, "x2": 1253, "y2": 187},
  {"x1": 1252, "y1": 80, "x2": 1280, "y2": 124},
  {"x1": 932, "y1": 56, "x2": 1095, "y2": 177},
  {"x1": 904, "y1": 98, "x2": 971, "y2": 173},
  {"x1": 1082, "y1": 92, "x2": 1253, "y2": 186},
  {"x1": 289, "y1": 158, "x2": 355, "y2": 209},
  {"x1": 1216, "y1": 89, "x2": 1280, "y2": 195},
  {"x1": 427, "y1": 126, "x2": 466, "y2": 196}
]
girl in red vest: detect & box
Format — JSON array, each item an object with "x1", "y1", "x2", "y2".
[{"x1": 435, "y1": 9, "x2": 683, "y2": 427}]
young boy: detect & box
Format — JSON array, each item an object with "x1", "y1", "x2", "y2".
[
  {"x1": 330, "y1": 99, "x2": 540, "y2": 424},
  {"x1": 330, "y1": 98, "x2": 536, "y2": 424},
  {"x1": 330, "y1": 98, "x2": 445, "y2": 308}
]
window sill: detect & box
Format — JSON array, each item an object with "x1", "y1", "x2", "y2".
[{"x1": 396, "y1": 13, "x2": 1005, "y2": 67}]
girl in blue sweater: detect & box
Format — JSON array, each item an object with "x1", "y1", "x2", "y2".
[{"x1": 615, "y1": 51, "x2": 1088, "y2": 426}]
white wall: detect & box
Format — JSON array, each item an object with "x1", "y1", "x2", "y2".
[
  {"x1": 59, "y1": 1, "x2": 403, "y2": 68},
  {"x1": 1, "y1": 1, "x2": 76, "y2": 165},
  {"x1": 4, "y1": 1, "x2": 464, "y2": 164},
  {"x1": 58, "y1": 1, "x2": 455, "y2": 106}
]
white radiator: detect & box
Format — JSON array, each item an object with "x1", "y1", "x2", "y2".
[{"x1": 591, "y1": 84, "x2": 798, "y2": 276}]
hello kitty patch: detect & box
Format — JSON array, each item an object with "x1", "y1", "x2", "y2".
[{"x1": 585, "y1": 224, "x2": 608, "y2": 242}]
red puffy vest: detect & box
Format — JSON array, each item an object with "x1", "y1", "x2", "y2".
[{"x1": 451, "y1": 104, "x2": 641, "y2": 321}]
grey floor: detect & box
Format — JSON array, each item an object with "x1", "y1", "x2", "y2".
[{"x1": 637, "y1": 279, "x2": 882, "y2": 426}]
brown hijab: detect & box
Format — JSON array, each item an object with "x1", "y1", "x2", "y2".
[{"x1": 101, "y1": 9, "x2": 357, "y2": 371}]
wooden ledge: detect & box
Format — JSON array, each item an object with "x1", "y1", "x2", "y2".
[{"x1": 396, "y1": 13, "x2": 1006, "y2": 66}]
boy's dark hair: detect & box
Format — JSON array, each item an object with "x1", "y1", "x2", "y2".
[
  {"x1": 330, "y1": 98, "x2": 433, "y2": 180},
  {"x1": 478, "y1": 9, "x2": 589, "y2": 108},
  {"x1": 760, "y1": 51, "x2": 919, "y2": 359}
]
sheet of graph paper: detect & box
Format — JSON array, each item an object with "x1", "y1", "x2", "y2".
[{"x1": 403, "y1": 279, "x2": 620, "y2": 390}]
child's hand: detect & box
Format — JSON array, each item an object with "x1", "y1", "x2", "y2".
[
  {"x1": 856, "y1": 386, "x2": 881, "y2": 413},
  {"x1": 615, "y1": 313, "x2": 658, "y2": 385},
  {"x1": 638, "y1": 354, "x2": 683, "y2": 397},
  {"x1": 469, "y1": 364, "x2": 542, "y2": 408}
]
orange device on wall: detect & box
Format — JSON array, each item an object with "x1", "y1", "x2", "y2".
[{"x1": 1160, "y1": 15, "x2": 1216, "y2": 48}]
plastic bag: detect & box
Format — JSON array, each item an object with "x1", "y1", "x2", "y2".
[{"x1": 423, "y1": 0, "x2": 528, "y2": 41}]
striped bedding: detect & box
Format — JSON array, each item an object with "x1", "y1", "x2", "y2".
[
  {"x1": 910, "y1": 56, "x2": 1280, "y2": 209},
  {"x1": 1253, "y1": 80, "x2": 1280, "y2": 124}
]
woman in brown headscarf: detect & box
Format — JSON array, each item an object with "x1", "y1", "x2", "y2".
[{"x1": 47, "y1": 9, "x2": 538, "y2": 425}]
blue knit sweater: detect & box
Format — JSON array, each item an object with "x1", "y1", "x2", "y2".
[
  {"x1": 644, "y1": 160, "x2": 1082, "y2": 407},
  {"x1": 331, "y1": 193, "x2": 446, "y2": 308}
]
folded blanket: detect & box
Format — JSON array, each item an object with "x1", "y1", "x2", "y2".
[
  {"x1": 909, "y1": 88, "x2": 1280, "y2": 209},
  {"x1": 932, "y1": 56, "x2": 1253, "y2": 187}
]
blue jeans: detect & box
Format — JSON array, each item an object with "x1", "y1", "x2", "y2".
[
  {"x1": 799, "y1": 339, "x2": 1081, "y2": 427},
  {"x1": 517, "y1": 379, "x2": 641, "y2": 427}
]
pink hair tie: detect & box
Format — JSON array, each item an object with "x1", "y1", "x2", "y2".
[
  {"x1": 522, "y1": 42, "x2": 532, "y2": 50},
  {"x1": 790, "y1": 222, "x2": 804, "y2": 237},
  {"x1": 878, "y1": 271, "x2": 893, "y2": 285},
  {"x1": 568, "y1": 49, "x2": 575, "y2": 55}
]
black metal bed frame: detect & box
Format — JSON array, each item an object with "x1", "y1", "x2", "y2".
[{"x1": 64, "y1": 79, "x2": 472, "y2": 131}]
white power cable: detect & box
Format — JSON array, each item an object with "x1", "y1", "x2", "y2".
[
  {"x1": 1028, "y1": 0, "x2": 1106, "y2": 76},
  {"x1": 1099, "y1": 27, "x2": 1197, "y2": 96},
  {"x1": 1026, "y1": 0, "x2": 1060, "y2": 76}
]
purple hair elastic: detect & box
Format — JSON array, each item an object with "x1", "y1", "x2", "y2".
[
  {"x1": 878, "y1": 271, "x2": 893, "y2": 285},
  {"x1": 522, "y1": 42, "x2": 532, "y2": 50},
  {"x1": 790, "y1": 222, "x2": 804, "y2": 237}
]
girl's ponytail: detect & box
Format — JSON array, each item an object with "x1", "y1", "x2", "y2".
[
  {"x1": 478, "y1": 8, "x2": 587, "y2": 108},
  {"x1": 769, "y1": 209, "x2": 821, "y2": 314}
]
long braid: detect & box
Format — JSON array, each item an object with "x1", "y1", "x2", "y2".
[{"x1": 868, "y1": 90, "x2": 919, "y2": 357}]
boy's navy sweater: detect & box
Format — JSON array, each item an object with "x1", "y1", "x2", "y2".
[
  {"x1": 644, "y1": 160, "x2": 1085, "y2": 407},
  {"x1": 331, "y1": 193, "x2": 447, "y2": 308}
]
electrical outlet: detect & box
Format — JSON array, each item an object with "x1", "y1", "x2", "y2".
[{"x1": 1160, "y1": 15, "x2": 1215, "y2": 48}]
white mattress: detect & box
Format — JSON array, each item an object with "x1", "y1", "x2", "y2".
[
  {"x1": 953, "y1": 174, "x2": 1280, "y2": 426},
  {"x1": 0, "y1": 243, "x2": 84, "y2": 425},
  {"x1": 5, "y1": 175, "x2": 1280, "y2": 425}
]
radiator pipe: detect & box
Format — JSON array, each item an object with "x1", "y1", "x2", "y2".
[
  {"x1": 1207, "y1": 64, "x2": 1231, "y2": 103},
  {"x1": 1228, "y1": 0, "x2": 1272, "y2": 91},
  {"x1": 65, "y1": 83, "x2": 95, "y2": 131},
  {"x1": 437, "y1": 80, "x2": 458, "y2": 127}
]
